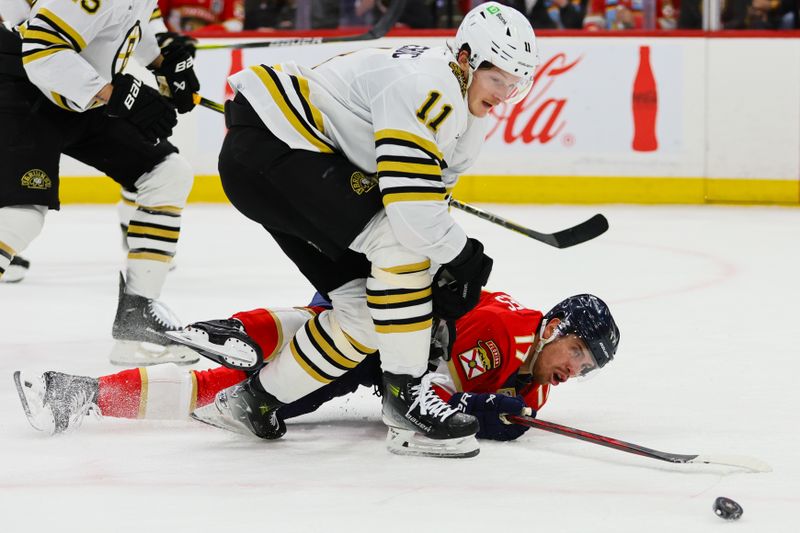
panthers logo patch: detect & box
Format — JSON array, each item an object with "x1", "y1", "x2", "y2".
[
  {"x1": 20, "y1": 169, "x2": 52, "y2": 190},
  {"x1": 350, "y1": 171, "x2": 377, "y2": 195},
  {"x1": 457, "y1": 339, "x2": 501, "y2": 380}
]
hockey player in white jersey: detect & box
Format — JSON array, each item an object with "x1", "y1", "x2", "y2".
[
  {"x1": 0, "y1": 5, "x2": 195, "y2": 283},
  {"x1": 192, "y1": 2, "x2": 539, "y2": 457},
  {"x1": 0, "y1": 0, "x2": 200, "y2": 365}
]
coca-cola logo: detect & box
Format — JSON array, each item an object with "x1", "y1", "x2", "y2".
[{"x1": 486, "y1": 53, "x2": 581, "y2": 145}]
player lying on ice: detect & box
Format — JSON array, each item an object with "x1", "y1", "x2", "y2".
[{"x1": 14, "y1": 290, "x2": 620, "y2": 457}]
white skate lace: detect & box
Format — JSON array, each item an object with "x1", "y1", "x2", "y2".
[
  {"x1": 410, "y1": 373, "x2": 458, "y2": 421},
  {"x1": 65, "y1": 389, "x2": 100, "y2": 432},
  {"x1": 147, "y1": 299, "x2": 182, "y2": 330}
]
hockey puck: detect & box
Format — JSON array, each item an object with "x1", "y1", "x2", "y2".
[{"x1": 713, "y1": 497, "x2": 743, "y2": 520}]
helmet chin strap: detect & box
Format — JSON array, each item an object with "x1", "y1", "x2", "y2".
[{"x1": 527, "y1": 320, "x2": 560, "y2": 372}]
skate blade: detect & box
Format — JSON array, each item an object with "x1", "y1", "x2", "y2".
[
  {"x1": 191, "y1": 403, "x2": 255, "y2": 437},
  {"x1": 0, "y1": 264, "x2": 27, "y2": 283},
  {"x1": 13, "y1": 371, "x2": 56, "y2": 435},
  {"x1": 385, "y1": 427, "x2": 480, "y2": 458},
  {"x1": 164, "y1": 330, "x2": 260, "y2": 370},
  {"x1": 109, "y1": 340, "x2": 199, "y2": 366}
]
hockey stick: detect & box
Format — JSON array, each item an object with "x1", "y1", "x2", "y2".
[
  {"x1": 193, "y1": 94, "x2": 607, "y2": 249},
  {"x1": 195, "y1": 0, "x2": 407, "y2": 51},
  {"x1": 507, "y1": 414, "x2": 771, "y2": 473},
  {"x1": 449, "y1": 199, "x2": 608, "y2": 249},
  {"x1": 193, "y1": 93, "x2": 224, "y2": 113}
]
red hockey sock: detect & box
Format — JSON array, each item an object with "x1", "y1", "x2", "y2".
[
  {"x1": 232, "y1": 308, "x2": 282, "y2": 361},
  {"x1": 194, "y1": 367, "x2": 247, "y2": 407},
  {"x1": 98, "y1": 368, "x2": 145, "y2": 419}
]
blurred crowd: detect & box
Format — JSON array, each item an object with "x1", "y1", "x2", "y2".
[{"x1": 1, "y1": 0, "x2": 797, "y2": 32}]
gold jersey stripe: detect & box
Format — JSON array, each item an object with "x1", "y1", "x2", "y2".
[
  {"x1": 138, "y1": 367, "x2": 149, "y2": 419},
  {"x1": 383, "y1": 191, "x2": 447, "y2": 206},
  {"x1": 381, "y1": 260, "x2": 431, "y2": 274},
  {"x1": 250, "y1": 65, "x2": 334, "y2": 154},
  {"x1": 127, "y1": 225, "x2": 181, "y2": 240},
  {"x1": 374, "y1": 129, "x2": 443, "y2": 161},
  {"x1": 367, "y1": 287, "x2": 432, "y2": 306},
  {"x1": 128, "y1": 251, "x2": 173, "y2": 263},
  {"x1": 308, "y1": 318, "x2": 359, "y2": 369},
  {"x1": 21, "y1": 28, "x2": 70, "y2": 46},
  {"x1": 0, "y1": 241, "x2": 17, "y2": 256},
  {"x1": 150, "y1": 8, "x2": 162, "y2": 20},
  {"x1": 295, "y1": 75, "x2": 325, "y2": 132},
  {"x1": 447, "y1": 358, "x2": 464, "y2": 392},
  {"x1": 342, "y1": 331, "x2": 377, "y2": 355},
  {"x1": 264, "y1": 309, "x2": 284, "y2": 361},
  {"x1": 141, "y1": 205, "x2": 183, "y2": 215},
  {"x1": 49, "y1": 91, "x2": 72, "y2": 110},
  {"x1": 22, "y1": 47, "x2": 65, "y2": 64},
  {"x1": 37, "y1": 8, "x2": 86, "y2": 50},
  {"x1": 374, "y1": 318, "x2": 433, "y2": 334},
  {"x1": 290, "y1": 341, "x2": 333, "y2": 384},
  {"x1": 121, "y1": 196, "x2": 137, "y2": 207},
  {"x1": 189, "y1": 371, "x2": 198, "y2": 412},
  {"x1": 377, "y1": 161, "x2": 442, "y2": 177}
]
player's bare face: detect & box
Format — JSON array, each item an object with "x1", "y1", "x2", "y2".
[
  {"x1": 467, "y1": 67, "x2": 522, "y2": 117},
  {"x1": 532, "y1": 335, "x2": 595, "y2": 386}
]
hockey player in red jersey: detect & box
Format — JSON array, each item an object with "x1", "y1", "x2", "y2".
[{"x1": 14, "y1": 291, "x2": 619, "y2": 447}]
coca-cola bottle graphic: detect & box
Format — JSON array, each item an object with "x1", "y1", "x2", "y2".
[
  {"x1": 632, "y1": 45, "x2": 658, "y2": 152},
  {"x1": 224, "y1": 49, "x2": 243, "y2": 101}
]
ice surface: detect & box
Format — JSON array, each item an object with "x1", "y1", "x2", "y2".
[{"x1": 1, "y1": 204, "x2": 798, "y2": 532}]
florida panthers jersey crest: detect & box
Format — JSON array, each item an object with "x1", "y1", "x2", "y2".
[
  {"x1": 436, "y1": 291, "x2": 553, "y2": 412},
  {"x1": 18, "y1": 0, "x2": 161, "y2": 111}
]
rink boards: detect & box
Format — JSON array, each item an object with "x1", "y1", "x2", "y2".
[{"x1": 58, "y1": 34, "x2": 800, "y2": 205}]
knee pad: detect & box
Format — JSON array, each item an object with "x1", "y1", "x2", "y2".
[
  {"x1": 134, "y1": 153, "x2": 194, "y2": 209},
  {"x1": 0, "y1": 205, "x2": 47, "y2": 253}
]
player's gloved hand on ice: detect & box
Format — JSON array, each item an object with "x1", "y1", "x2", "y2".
[
  {"x1": 432, "y1": 238, "x2": 493, "y2": 320},
  {"x1": 448, "y1": 392, "x2": 531, "y2": 441},
  {"x1": 105, "y1": 73, "x2": 178, "y2": 143},
  {"x1": 155, "y1": 31, "x2": 198, "y2": 58},
  {"x1": 151, "y1": 43, "x2": 200, "y2": 114}
]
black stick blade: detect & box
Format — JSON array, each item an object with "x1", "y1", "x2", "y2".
[{"x1": 545, "y1": 213, "x2": 609, "y2": 248}]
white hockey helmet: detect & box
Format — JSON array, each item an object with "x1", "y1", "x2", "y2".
[{"x1": 453, "y1": 2, "x2": 539, "y2": 104}]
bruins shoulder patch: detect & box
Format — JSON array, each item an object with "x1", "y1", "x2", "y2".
[
  {"x1": 350, "y1": 171, "x2": 378, "y2": 195},
  {"x1": 20, "y1": 169, "x2": 52, "y2": 190}
]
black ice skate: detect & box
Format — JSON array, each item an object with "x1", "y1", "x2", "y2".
[
  {"x1": 0, "y1": 255, "x2": 31, "y2": 283},
  {"x1": 164, "y1": 319, "x2": 263, "y2": 371},
  {"x1": 110, "y1": 273, "x2": 198, "y2": 366},
  {"x1": 382, "y1": 371, "x2": 480, "y2": 458},
  {"x1": 191, "y1": 373, "x2": 286, "y2": 439},
  {"x1": 13, "y1": 371, "x2": 100, "y2": 435}
]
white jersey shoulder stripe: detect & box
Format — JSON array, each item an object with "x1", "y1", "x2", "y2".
[
  {"x1": 249, "y1": 65, "x2": 335, "y2": 154},
  {"x1": 34, "y1": 8, "x2": 85, "y2": 50}
]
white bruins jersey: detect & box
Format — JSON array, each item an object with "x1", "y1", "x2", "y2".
[
  {"x1": 17, "y1": 0, "x2": 161, "y2": 111},
  {"x1": 229, "y1": 45, "x2": 488, "y2": 265}
]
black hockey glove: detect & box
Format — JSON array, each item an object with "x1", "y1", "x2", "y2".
[
  {"x1": 432, "y1": 238, "x2": 493, "y2": 321},
  {"x1": 449, "y1": 392, "x2": 531, "y2": 441},
  {"x1": 151, "y1": 42, "x2": 200, "y2": 114},
  {"x1": 155, "y1": 31, "x2": 197, "y2": 58},
  {"x1": 105, "y1": 73, "x2": 177, "y2": 143}
]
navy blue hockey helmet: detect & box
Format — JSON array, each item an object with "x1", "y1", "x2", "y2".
[{"x1": 542, "y1": 294, "x2": 619, "y2": 371}]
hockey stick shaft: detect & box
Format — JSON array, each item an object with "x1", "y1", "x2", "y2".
[
  {"x1": 193, "y1": 93, "x2": 225, "y2": 113},
  {"x1": 508, "y1": 415, "x2": 771, "y2": 472},
  {"x1": 195, "y1": 0, "x2": 407, "y2": 51},
  {"x1": 193, "y1": 94, "x2": 607, "y2": 249},
  {"x1": 449, "y1": 199, "x2": 608, "y2": 248}
]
